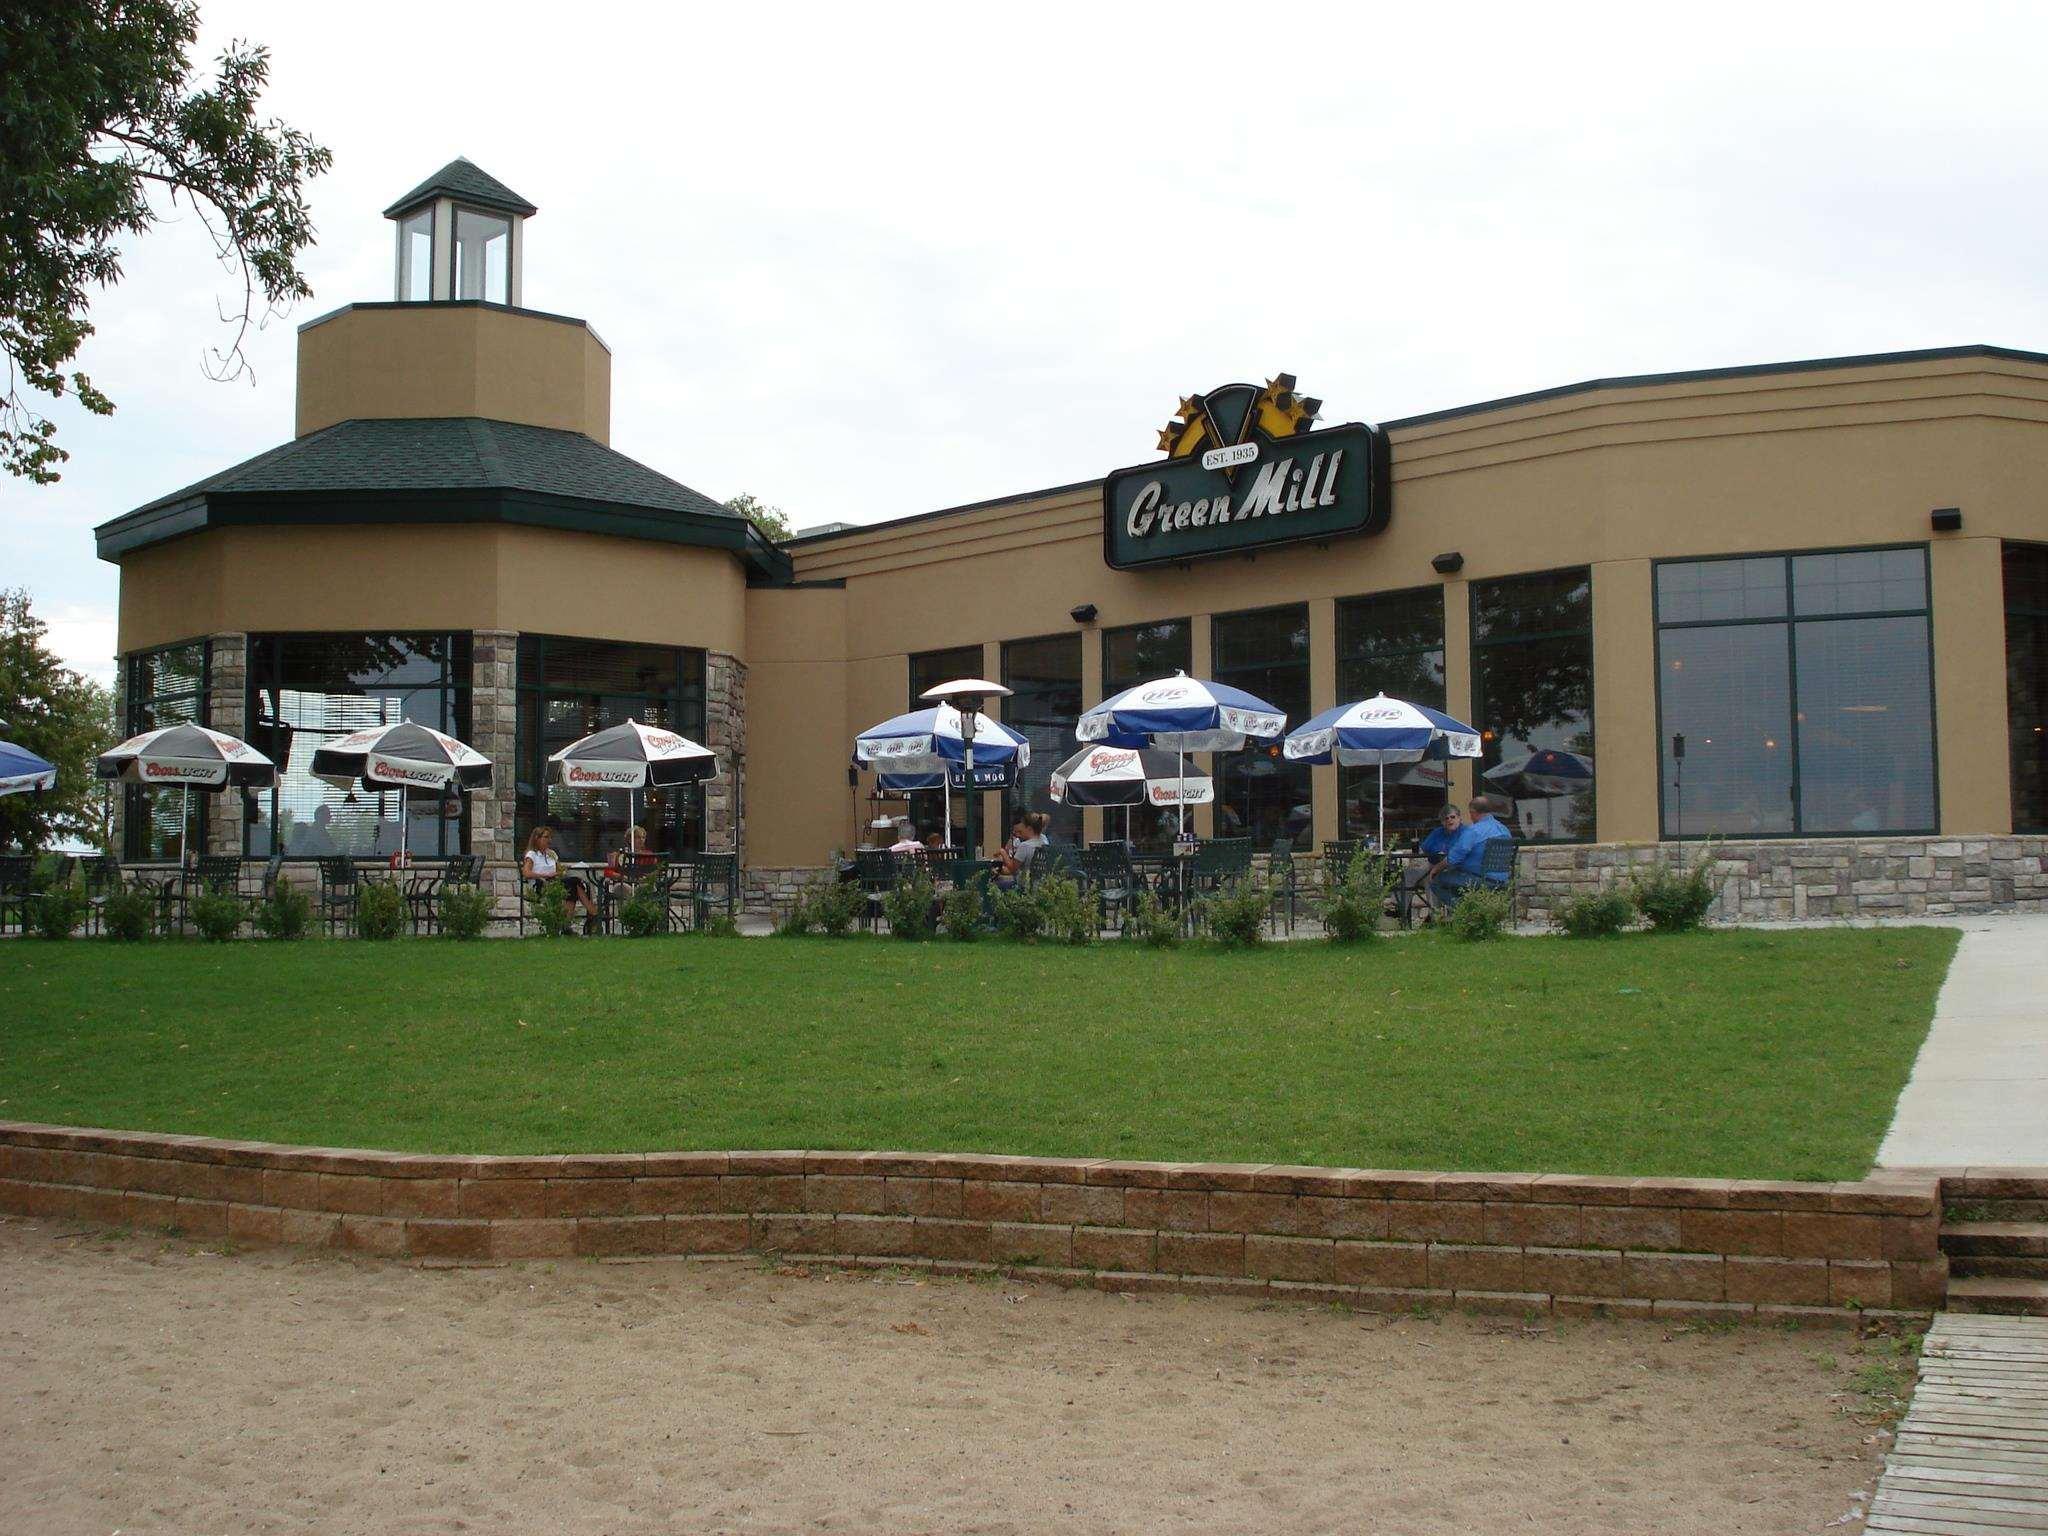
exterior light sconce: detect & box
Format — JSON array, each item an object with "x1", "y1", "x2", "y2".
[
  {"x1": 1931, "y1": 507, "x2": 1963, "y2": 532},
  {"x1": 1070, "y1": 603, "x2": 1098, "y2": 625},
  {"x1": 1431, "y1": 551, "x2": 1464, "y2": 575}
]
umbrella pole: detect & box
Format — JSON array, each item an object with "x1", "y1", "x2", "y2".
[
  {"x1": 180, "y1": 783, "x2": 190, "y2": 867},
  {"x1": 1377, "y1": 760, "x2": 1385, "y2": 851}
]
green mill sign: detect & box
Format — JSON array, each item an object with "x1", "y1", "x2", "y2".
[{"x1": 1102, "y1": 375, "x2": 1390, "y2": 570}]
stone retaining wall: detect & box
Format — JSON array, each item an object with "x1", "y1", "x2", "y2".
[
  {"x1": 1516, "y1": 836, "x2": 2048, "y2": 923},
  {"x1": 0, "y1": 1123, "x2": 1945, "y2": 1323}
]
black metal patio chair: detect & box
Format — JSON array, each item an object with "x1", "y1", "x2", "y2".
[
  {"x1": 853, "y1": 850, "x2": 895, "y2": 933},
  {"x1": 316, "y1": 856, "x2": 360, "y2": 936}
]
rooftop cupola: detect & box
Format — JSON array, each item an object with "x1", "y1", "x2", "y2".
[{"x1": 383, "y1": 157, "x2": 537, "y2": 306}]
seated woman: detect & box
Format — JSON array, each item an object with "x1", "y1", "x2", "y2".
[
  {"x1": 523, "y1": 825, "x2": 601, "y2": 934},
  {"x1": 993, "y1": 812, "x2": 1050, "y2": 886}
]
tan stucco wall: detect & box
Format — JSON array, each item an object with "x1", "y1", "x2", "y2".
[
  {"x1": 116, "y1": 524, "x2": 744, "y2": 658},
  {"x1": 294, "y1": 304, "x2": 612, "y2": 442}
]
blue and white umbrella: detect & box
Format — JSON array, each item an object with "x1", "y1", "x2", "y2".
[
  {"x1": 1076, "y1": 672, "x2": 1286, "y2": 839},
  {"x1": 1484, "y1": 748, "x2": 1594, "y2": 800},
  {"x1": 1285, "y1": 694, "x2": 1482, "y2": 847},
  {"x1": 0, "y1": 739, "x2": 56, "y2": 798},
  {"x1": 856, "y1": 705, "x2": 1029, "y2": 850}
]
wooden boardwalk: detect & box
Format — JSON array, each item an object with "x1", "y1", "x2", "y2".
[{"x1": 1871, "y1": 1312, "x2": 2048, "y2": 1533}]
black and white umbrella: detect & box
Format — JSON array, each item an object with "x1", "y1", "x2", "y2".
[
  {"x1": 1048, "y1": 745, "x2": 1215, "y2": 808},
  {"x1": 311, "y1": 720, "x2": 494, "y2": 864},
  {"x1": 546, "y1": 719, "x2": 718, "y2": 852},
  {"x1": 96, "y1": 723, "x2": 277, "y2": 865}
]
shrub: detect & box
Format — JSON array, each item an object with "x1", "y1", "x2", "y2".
[
  {"x1": 356, "y1": 879, "x2": 409, "y2": 940},
  {"x1": 810, "y1": 879, "x2": 864, "y2": 937},
  {"x1": 940, "y1": 875, "x2": 985, "y2": 941},
  {"x1": 1443, "y1": 883, "x2": 1513, "y2": 942},
  {"x1": 992, "y1": 880, "x2": 1045, "y2": 942},
  {"x1": 30, "y1": 885, "x2": 89, "y2": 940},
  {"x1": 1036, "y1": 873, "x2": 1096, "y2": 946},
  {"x1": 1127, "y1": 888, "x2": 1180, "y2": 948},
  {"x1": 1629, "y1": 846, "x2": 1721, "y2": 932},
  {"x1": 1323, "y1": 852, "x2": 1396, "y2": 943},
  {"x1": 100, "y1": 887, "x2": 157, "y2": 941},
  {"x1": 881, "y1": 868, "x2": 937, "y2": 940},
  {"x1": 522, "y1": 880, "x2": 572, "y2": 939},
  {"x1": 439, "y1": 882, "x2": 496, "y2": 940},
  {"x1": 699, "y1": 913, "x2": 741, "y2": 939},
  {"x1": 774, "y1": 886, "x2": 816, "y2": 935},
  {"x1": 1202, "y1": 875, "x2": 1272, "y2": 948},
  {"x1": 1556, "y1": 886, "x2": 1635, "y2": 938},
  {"x1": 253, "y1": 883, "x2": 314, "y2": 940},
  {"x1": 613, "y1": 887, "x2": 666, "y2": 937},
  {"x1": 191, "y1": 889, "x2": 248, "y2": 943}
]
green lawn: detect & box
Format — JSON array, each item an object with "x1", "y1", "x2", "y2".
[{"x1": 0, "y1": 928, "x2": 1956, "y2": 1180}]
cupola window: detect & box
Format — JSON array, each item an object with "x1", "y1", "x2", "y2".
[{"x1": 382, "y1": 158, "x2": 536, "y2": 306}]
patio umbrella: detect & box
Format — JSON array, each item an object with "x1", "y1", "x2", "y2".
[
  {"x1": 312, "y1": 720, "x2": 494, "y2": 866},
  {"x1": 1076, "y1": 672, "x2": 1285, "y2": 840},
  {"x1": 1484, "y1": 747, "x2": 1595, "y2": 800},
  {"x1": 1049, "y1": 743, "x2": 1215, "y2": 845},
  {"x1": 546, "y1": 719, "x2": 719, "y2": 856},
  {"x1": 95, "y1": 722, "x2": 276, "y2": 866},
  {"x1": 875, "y1": 761, "x2": 1015, "y2": 850},
  {"x1": 1284, "y1": 694, "x2": 1482, "y2": 848},
  {"x1": 855, "y1": 702, "x2": 1028, "y2": 851},
  {"x1": 0, "y1": 739, "x2": 56, "y2": 798}
]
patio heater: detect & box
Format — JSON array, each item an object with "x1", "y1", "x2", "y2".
[{"x1": 919, "y1": 677, "x2": 1012, "y2": 861}]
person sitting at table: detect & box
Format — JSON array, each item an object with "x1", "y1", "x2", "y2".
[
  {"x1": 523, "y1": 825, "x2": 600, "y2": 934},
  {"x1": 613, "y1": 823, "x2": 657, "y2": 872},
  {"x1": 1433, "y1": 796, "x2": 1514, "y2": 910},
  {"x1": 993, "y1": 812, "x2": 1048, "y2": 885},
  {"x1": 1406, "y1": 803, "x2": 1463, "y2": 920},
  {"x1": 888, "y1": 817, "x2": 924, "y2": 855}
]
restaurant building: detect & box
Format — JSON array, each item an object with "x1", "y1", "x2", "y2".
[{"x1": 98, "y1": 163, "x2": 2048, "y2": 918}]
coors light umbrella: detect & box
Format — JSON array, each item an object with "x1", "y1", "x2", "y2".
[
  {"x1": 1049, "y1": 743, "x2": 1215, "y2": 845},
  {"x1": 95, "y1": 723, "x2": 276, "y2": 866},
  {"x1": 1284, "y1": 694, "x2": 1482, "y2": 848},
  {"x1": 1075, "y1": 672, "x2": 1285, "y2": 841},
  {"x1": 0, "y1": 738, "x2": 57, "y2": 798},
  {"x1": 312, "y1": 720, "x2": 494, "y2": 864},
  {"x1": 546, "y1": 719, "x2": 719, "y2": 853}
]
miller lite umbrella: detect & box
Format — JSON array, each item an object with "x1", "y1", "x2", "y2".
[
  {"x1": 1284, "y1": 694, "x2": 1482, "y2": 848},
  {"x1": 1484, "y1": 747, "x2": 1595, "y2": 801},
  {"x1": 312, "y1": 720, "x2": 494, "y2": 866},
  {"x1": 95, "y1": 723, "x2": 276, "y2": 866},
  {"x1": 546, "y1": 719, "x2": 719, "y2": 855},
  {"x1": 855, "y1": 701, "x2": 1028, "y2": 851},
  {"x1": 0, "y1": 739, "x2": 57, "y2": 798},
  {"x1": 1075, "y1": 672, "x2": 1285, "y2": 840}
]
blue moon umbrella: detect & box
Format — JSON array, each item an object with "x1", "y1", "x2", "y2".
[
  {"x1": 1484, "y1": 748, "x2": 1595, "y2": 800},
  {"x1": 0, "y1": 739, "x2": 57, "y2": 798}
]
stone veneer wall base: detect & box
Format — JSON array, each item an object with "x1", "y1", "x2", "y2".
[{"x1": 0, "y1": 1123, "x2": 1953, "y2": 1324}]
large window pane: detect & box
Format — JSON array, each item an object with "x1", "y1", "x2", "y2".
[
  {"x1": 1792, "y1": 549, "x2": 1927, "y2": 616},
  {"x1": 246, "y1": 634, "x2": 471, "y2": 859},
  {"x1": 1472, "y1": 571, "x2": 1594, "y2": 843},
  {"x1": 1101, "y1": 620, "x2": 1191, "y2": 849},
  {"x1": 454, "y1": 207, "x2": 510, "y2": 303},
  {"x1": 1211, "y1": 604, "x2": 1311, "y2": 848},
  {"x1": 122, "y1": 640, "x2": 209, "y2": 861},
  {"x1": 2008, "y1": 544, "x2": 2048, "y2": 831},
  {"x1": 1002, "y1": 633, "x2": 1083, "y2": 844},
  {"x1": 515, "y1": 636, "x2": 707, "y2": 860},
  {"x1": 1335, "y1": 588, "x2": 1447, "y2": 847},
  {"x1": 1794, "y1": 617, "x2": 1935, "y2": 833},
  {"x1": 1656, "y1": 557, "x2": 1787, "y2": 624},
  {"x1": 1658, "y1": 624, "x2": 1794, "y2": 836}
]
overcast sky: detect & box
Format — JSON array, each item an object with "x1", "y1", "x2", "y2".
[{"x1": 11, "y1": 1, "x2": 2047, "y2": 683}]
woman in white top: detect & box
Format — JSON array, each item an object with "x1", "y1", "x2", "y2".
[{"x1": 523, "y1": 825, "x2": 600, "y2": 932}]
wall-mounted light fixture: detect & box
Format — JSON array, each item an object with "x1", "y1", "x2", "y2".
[
  {"x1": 1931, "y1": 507, "x2": 1963, "y2": 532},
  {"x1": 1069, "y1": 603, "x2": 1099, "y2": 625},
  {"x1": 1431, "y1": 551, "x2": 1464, "y2": 575}
]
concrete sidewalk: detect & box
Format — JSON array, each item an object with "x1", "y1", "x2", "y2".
[{"x1": 1879, "y1": 914, "x2": 2048, "y2": 1169}]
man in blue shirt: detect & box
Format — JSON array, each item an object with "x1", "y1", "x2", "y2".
[
  {"x1": 1435, "y1": 795, "x2": 1514, "y2": 908},
  {"x1": 1401, "y1": 803, "x2": 1461, "y2": 922}
]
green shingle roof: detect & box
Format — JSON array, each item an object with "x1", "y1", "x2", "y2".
[
  {"x1": 383, "y1": 158, "x2": 537, "y2": 220},
  {"x1": 125, "y1": 418, "x2": 738, "y2": 521}
]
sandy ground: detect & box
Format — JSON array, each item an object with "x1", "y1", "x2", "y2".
[{"x1": 0, "y1": 1216, "x2": 1896, "y2": 1535}]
